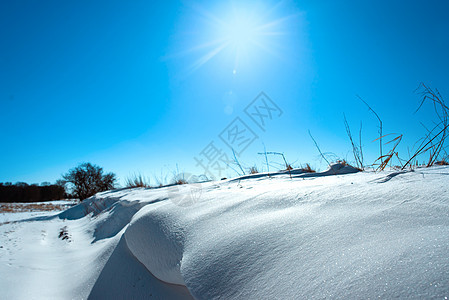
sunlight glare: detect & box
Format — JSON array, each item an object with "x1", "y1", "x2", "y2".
[
  {"x1": 178, "y1": 3, "x2": 294, "y2": 74},
  {"x1": 223, "y1": 17, "x2": 257, "y2": 50}
]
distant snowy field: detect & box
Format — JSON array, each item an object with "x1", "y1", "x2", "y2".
[
  {"x1": 0, "y1": 164, "x2": 448, "y2": 299},
  {"x1": 0, "y1": 200, "x2": 77, "y2": 223}
]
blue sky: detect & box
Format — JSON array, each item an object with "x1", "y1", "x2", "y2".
[{"x1": 1, "y1": 0, "x2": 449, "y2": 185}]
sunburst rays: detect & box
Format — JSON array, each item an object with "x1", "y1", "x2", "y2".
[{"x1": 172, "y1": 2, "x2": 296, "y2": 75}]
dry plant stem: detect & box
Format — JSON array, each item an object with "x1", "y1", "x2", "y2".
[
  {"x1": 402, "y1": 124, "x2": 449, "y2": 169},
  {"x1": 308, "y1": 130, "x2": 331, "y2": 167},
  {"x1": 224, "y1": 162, "x2": 242, "y2": 176},
  {"x1": 248, "y1": 166, "x2": 259, "y2": 174},
  {"x1": 267, "y1": 152, "x2": 292, "y2": 179},
  {"x1": 257, "y1": 151, "x2": 292, "y2": 179},
  {"x1": 374, "y1": 134, "x2": 402, "y2": 171},
  {"x1": 415, "y1": 83, "x2": 449, "y2": 114},
  {"x1": 303, "y1": 163, "x2": 315, "y2": 173},
  {"x1": 358, "y1": 96, "x2": 383, "y2": 164},
  {"x1": 359, "y1": 121, "x2": 364, "y2": 168},
  {"x1": 280, "y1": 154, "x2": 293, "y2": 179},
  {"x1": 343, "y1": 114, "x2": 364, "y2": 170},
  {"x1": 263, "y1": 144, "x2": 270, "y2": 176},
  {"x1": 170, "y1": 164, "x2": 186, "y2": 185},
  {"x1": 232, "y1": 148, "x2": 245, "y2": 176},
  {"x1": 395, "y1": 153, "x2": 404, "y2": 169},
  {"x1": 405, "y1": 83, "x2": 449, "y2": 169},
  {"x1": 428, "y1": 131, "x2": 447, "y2": 166},
  {"x1": 154, "y1": 169, "x2": 168, "y2": 187},
  {"x1": 415, "y1": 121, "x2": 445, "y2": 165},
  {"x1": 126, "y1": 173, "x2": 151, "y2": 188}
]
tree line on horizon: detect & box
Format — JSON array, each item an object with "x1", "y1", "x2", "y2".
[
  {"x1": 0, "y1": 182, "x2": 66, "y2": 203},
  {"x1": 0, "y1": 163, "x2": 118, "y2": 203}
]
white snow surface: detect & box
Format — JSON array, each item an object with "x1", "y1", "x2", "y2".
[{"x1": 1, "y1": 164, "x2": 448, "y2": 299}]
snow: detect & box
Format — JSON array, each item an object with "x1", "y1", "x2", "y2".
[
  {"x1": 0, "y1": 200, "x2": 78, "y2": 223},
  {"x1": 0, "y1": 211, "x2": 58, "y2": 223},
  {"x1": 1, "y1": 163, "x2": 448, "y2": 299}
]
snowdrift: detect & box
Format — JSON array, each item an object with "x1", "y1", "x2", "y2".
[{"x1": 1, "y1": 164, "x2": 448, "y2": 299}]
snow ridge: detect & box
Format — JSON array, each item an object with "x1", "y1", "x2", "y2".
[{"x1": 1, "y1": 165, "x2": 448, "y2": 299}]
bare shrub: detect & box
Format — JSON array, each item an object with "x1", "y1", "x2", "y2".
[{"x1": 62, "y1": 163, "x2": 117, "y2": 201}]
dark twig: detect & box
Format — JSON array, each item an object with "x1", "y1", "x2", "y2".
[
  {"x1": 232, "y1": 148, "x2": 245, "y2": 175},
  {"x1": 358, "y1": 95, "x2": 383, "y2": 164},
  {"x1": 308, "y1": 130, "x2": 330, "y2": 167},
  {"x1": 343, "y1": 114, "x2": 364, "y2": 170}
]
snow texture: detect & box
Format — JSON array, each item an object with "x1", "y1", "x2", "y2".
[{"x1": 1, "y1": 163, "x2": 448, "y2": 299}]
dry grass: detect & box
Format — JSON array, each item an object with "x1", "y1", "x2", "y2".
[
  {"x1": 125, "y1": 174, "x2": 151, "y2": 188},
  {"x1": 358, "y1": 96, "x2": 383, "y2": 165},
  {"x1": 336, "y1": 159, "x2": 347, "y2": 166},
  {"x1": 285, "y1": 164, "x2": 294, "y2": 171},
  {"x1": 259, "y1": 151, "x2": 293, "y2": 179},
  {"x1": 175, "y1": 179, "x2": 188, "y2": 185},
  {"x1": 59, "y1": 226, "x2": 71, "y2": 241},
  {"x1": 335, "y1": 159, "x2": 365, "y2": 172},
  {"x1": 372, "y1": 133, "x2": 403, "y2": 171},
  {"x1": 403, "y1": 84, "x2": 449, "y2": 169},
  {"x1": 170, "y1": 164, "x2": 191, "y2": 186},
  {"x1": 0, "y1": 202, "x2": 75, "y2": 213},
  {"x1": 301, "y1": 163, "x2": 316, "y2": 173},
  {"x1": 343, "y1": 114, "x2": 364, "y2": 170},
  {"x1": 309, "y1": 130, "x2": 331, "y2": 167},
  {"x1": 248, "y1": 166, "x2": 259, "y2": 174},
  {"x1": 172, "y1": 170, "x2": 189, "y2": 185}
]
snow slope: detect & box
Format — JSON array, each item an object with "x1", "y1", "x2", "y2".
[{"x1": 1, "y1": 164, "x2": 448, "y2": 299}]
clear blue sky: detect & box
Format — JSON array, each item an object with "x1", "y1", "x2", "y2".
[{"x1": 1, "y1": 0, "x2": 449, "y2": 185}]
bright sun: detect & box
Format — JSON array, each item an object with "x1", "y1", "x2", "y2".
[
  {"x1": 223, "y1": 17, "x2": 257, "y2": 50},
  {"x1": 182, "y1": 4, "x2": 292, "y2": 74}
]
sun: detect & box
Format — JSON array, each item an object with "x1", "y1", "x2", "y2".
[
  {"x1": 223, "y1": 17, "x2": 258, "y2": 50},
  {"x1": 178, "y1": 3, "x2": 293, "y2": 74}
]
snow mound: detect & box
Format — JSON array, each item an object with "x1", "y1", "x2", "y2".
[
  {"x1": 122, "y1": 166, "x2": 448, "y2": 299},
  {"x1": 125, "y1": 205, "x2": 186, "y2": 286},
  {"x1": 1, "y1": 166, "x2": 448, "y2": 299},
  {"x1": 89, "y1": 236, "x2": 193, "y2": 299},
  {"x1": 228, "y1": 162, "x2": 361, "y2": 182},
  {"x1": 322, "y1": 161, "x2": 361, "y2": 174}
]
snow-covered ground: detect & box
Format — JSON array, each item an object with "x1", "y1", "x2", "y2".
[
  {"x1": 0, "y1": 164, "x2": 448, "y2": 299},
  {"x1": 0, "y1": 200, "x2": 77, "y2": 223}
]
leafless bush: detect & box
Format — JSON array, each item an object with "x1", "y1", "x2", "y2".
[{"x1": 62, "y1": 163, "x2": 117, "y2": 201}]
